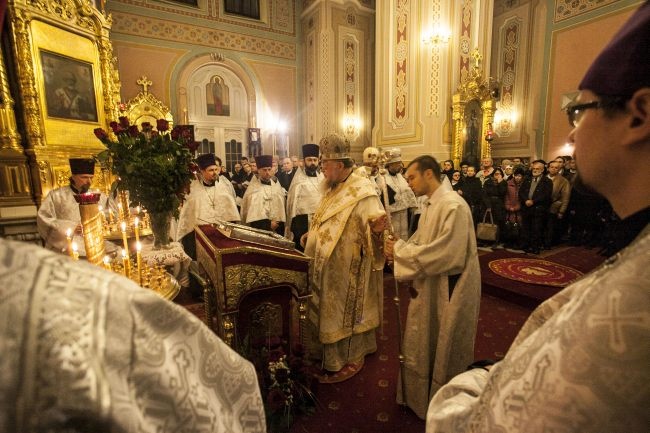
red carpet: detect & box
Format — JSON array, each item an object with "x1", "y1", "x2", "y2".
[
  {"x1": 480, "y1": 246, "x2": 605, "y2": 309},
  {"x1": 488, "y1": 258, "x2": 583, "y2": 287},
  {"x1": 175, "y1": 245, "x2": 605, "y2": 432}
]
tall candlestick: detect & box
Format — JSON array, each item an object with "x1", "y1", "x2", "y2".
[
  {"x1": 134, "y1": 217, "x2": 140, "y2": 244},
  {"x1": 136, "y1": 241, "x2": 143, "y2": 286},
  {"x1": 103, "y1": 255, "x2": 112, "y2": 271},
  {"x1": 121, "y1": 248, "x2": 130, "y2": 277},
  {"x1": 71, "y1": 242, "x2": 79, "y2": 261},
  {"x1": 66, "y1": 228, "x2": 74, "y2": 258},
  {"x1": 120, "y1": 221, "x2": 129, "y2": 259}
]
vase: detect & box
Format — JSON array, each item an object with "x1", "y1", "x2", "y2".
[{"x1": 149, "y1": 211, "x2": 172, "y2": 250}]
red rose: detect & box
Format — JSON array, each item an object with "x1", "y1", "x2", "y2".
[
  {"x1": 268, "y1": 348, "x2": 284, "y2": 362},
  {"x1": 109, "y1": 121, "x2": 120, "y2": 134},
  {"x1": 171, "y1": 126, "x2": 181, "y2": 141},
  {"x1": 128, "y1": 125, "x2": 139, "y2": 137},
  {"x1": 141, "y1": 122, "x2": 153, "y2": 132},
  {"x1": 156, "y1": 119, "x2": 169, "y2": 132},
  {"x1": 185, "y1": 141, "x2": 199, "y2": 152},
  {"x1": 119, "y1": 116, "x2": 130, "y2": 128},
  {"x1": 93, "y1": 128, "x2": 108, "y2": 140}
]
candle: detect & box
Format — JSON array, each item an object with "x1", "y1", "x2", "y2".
[
  {"x1": 134, "y1": 217, "x2": 140, "y2": 244},
  {"x1": 98, "y1": 205, "x2": 106, "y2": 224},
  {"x1": 121, "y1": 248, "x2": 130, "y2": 277},
  {"x1": 71, "y1": 242, "x2": 79, "y2": 261},
  {"x1": 136, "y1": 241, "x2": 143, "y2": 286},
  {"x1": 108, "y1": 209, "x2": 114, "y2": 224},
  {"x1": 66, "y1": 228, "x2": 74, "y2": 257},
  {"x1": 103, "y1": 255, "x2": 112, "y2": 271},
  {"x1": 120, "y1": 221, "x2": 129, "y2": 259},
  {"x1": 117, "y1": 202, "x2": 123, "y2": 221}
]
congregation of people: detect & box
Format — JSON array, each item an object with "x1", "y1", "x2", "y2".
[
  {"x1": 442, "y1": 154, "x2": 620, "y2": 256},
  {"x1": 9, "y1": 4, "x2": 648, "y2": 431}
]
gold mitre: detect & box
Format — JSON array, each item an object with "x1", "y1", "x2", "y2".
[
  {"x1": 319, "y1": 133, "x2": 351, "y2": 160},
  {"x1": 385, "y1": 148, "x2": 403, "y2": 165}
]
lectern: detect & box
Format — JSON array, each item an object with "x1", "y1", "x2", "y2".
[{"x1": 195, "y1": 223, "x2": 311, "y2": 352}]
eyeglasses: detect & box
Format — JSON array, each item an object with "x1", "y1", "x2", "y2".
[{"x1": 564, "y1": 101, "x2": 601, "y2": 127}]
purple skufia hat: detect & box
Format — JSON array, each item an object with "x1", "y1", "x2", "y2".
[
  {"x1": 196, "y1": 153, "x2": 217, "y2": 170},
  {"x1": 255, "y1": 154, "x2": 273, "y2": 168},
  {"x1": 302, "y1": 143, "x2": 320, "y2": 158},
  {"x1": 579, "y1": 1, "x2": 650, "y2": 97},
  {"x1": 69, "y1": 158, "x2": 95, "y2": 175}
]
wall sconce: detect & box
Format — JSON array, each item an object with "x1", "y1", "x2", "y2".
[
  {"x1": 342, "y1": 115, "x2": 361, "y2": 138},
  {"x1": 422, "y1": 26, "x2": 451, "y2": 45}
]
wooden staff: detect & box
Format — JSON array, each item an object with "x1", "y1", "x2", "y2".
[{"x1": 376, "y1": 157, "x2": 407, "y2": 405}]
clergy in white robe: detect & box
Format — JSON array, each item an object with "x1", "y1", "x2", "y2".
[
  {"x1": 177, "y1": 153, "x2": 240, "y2": 259},
  {"x1": 37, "y1": 158, "x2": 117, "y2": 257},
  {"x1": 381, "y1": 148, "x2": 418, "y2": 240},
  {"x1": 304, "y1": 133, "x2": 387, "y2": 383},
  {"x1": 240, "y1": 154, "x2": 286, "y2": 235},
  {"x1": 385, "y1": 155, "x2": 481, "y2": 419},
  {"x1": 427, "y1": 5, "x2": 650, "y2": 431},
  {"x1": 285, "y1": 143, "x2": 324, "y2": 250},
  {"x1": 0, "y1": 238, "x2": 266, "y2": 433}
]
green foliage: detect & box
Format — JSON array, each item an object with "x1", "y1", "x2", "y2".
[{"x1": 94, "y1": 118, "x2": 194, "y2": 217}]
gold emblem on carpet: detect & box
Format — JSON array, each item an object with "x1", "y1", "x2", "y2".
[{"x1": 488, "y1": 258, "x2": 583, "y2": 287}]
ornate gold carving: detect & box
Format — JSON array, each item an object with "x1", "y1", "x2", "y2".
[
  {"x1": 451, "y1": 49, "x2": 499, "y2": 166},
  {"x1": 0, "y1": 47, "x2": 22, "y2": 151},
  {"x1": 120, "y1": 76, "x2": 173, "y2": 127},
  {"x1": 248, "y1": 302, "x2": 283, "y2": 340},
  {"x1": 7, "y1": 0, "x2": 122, "y2": 200},
  {"x1": 222, "y1": 314, "x2": 235, "y2": 346},
  {"x1": 11, "y1": 10, "x2": 45, "y2": 149},
  {"x1": 224, "y1": 264, "x2": 309, "y2": 310}
]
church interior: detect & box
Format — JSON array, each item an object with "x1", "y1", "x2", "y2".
[
  {"x1": 0, "y1": 0, "x2": 642, "y2": 240},
  {"x1": 0, "y1": 0, "x2": 644, "y2": 432}
]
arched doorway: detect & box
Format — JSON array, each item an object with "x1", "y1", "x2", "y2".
[{"x1": 176, "y1": 56, "x2": 258, "y2": 172}]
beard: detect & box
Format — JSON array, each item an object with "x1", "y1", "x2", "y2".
[
  {"x1": 305, "y1": 165, "x2": 318, "y2": 176},
  {"x1": 78, "y1": 183, "x2": 90, "y2": 193}
]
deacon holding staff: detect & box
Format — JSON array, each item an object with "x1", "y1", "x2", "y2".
[
  {"x1": 37, "y1": 158, "x2": 117, "y2": 256},
  {"x1": 285, "y1": 143, "x2": 324, "y2": 250},
  {"x1": 384, "y1": 155, "x2": 481, "y2": 419},
  {"x1": 240, "y1": 154, "x2": 286, "y2": 235},
  {"x1": 177, "y1": 153, "x2": 240, "y2": 260}
]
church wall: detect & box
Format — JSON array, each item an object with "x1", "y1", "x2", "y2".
[
  {"x1": 490, "y1": 0, "x2": 642, "y2": 163},
  {"x1": 300, "y1": 1, "x2": 375, "y2": 160},
  {"x1": 105, "y1": 0, "x2": 302, "y2": 158},
  {"x1": 542, "y1": 0, "x2": 641, "y2": 161}
]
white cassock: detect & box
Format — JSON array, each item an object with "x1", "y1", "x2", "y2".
[
  {"x1": 354, "y1": 166, "x2": 382, "y2": 196},
  {"x1": 381, "y1": 172, "x2": 417, "y2": 240},
  {"x1": 240, "y1": 176, "x2": 286, "y2": 225},
  {"x1": 285, "y1": 167, "x2": 324, "y2": 240},
  {"x1": 176, "y1": 178, "x2": 240, "y2": 241},
  {"x1": 0, "y1": 238, "x2": 266, "y2": 433},
  {"x1": 37, "y1": 186, "x2": 117, "y2": 256},
  {"x1": 426, "y1": 225, "x2": 650, "y2": 433},
  {"x1": 392, "y1": 185, "x2": 481, "y2": 419}
]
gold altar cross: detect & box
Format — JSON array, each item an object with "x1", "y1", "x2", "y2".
[{"x1": 137, "y1": 76, "x2": 153, "y2": 94}]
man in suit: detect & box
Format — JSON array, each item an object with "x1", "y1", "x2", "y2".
[{"x1": 518, "y1": 159, "x2": 552, "y2": 254}]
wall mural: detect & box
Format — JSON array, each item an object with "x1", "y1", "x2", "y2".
[
  {"x1": 40, "y1": 50, "x2": 98, "y2": 122},
  {"x1": 206, "y1": 75, "x2": 230, "y2": 116},
  {"x1": 459, "y1": 0, "x2": 473, "y2": 84}
]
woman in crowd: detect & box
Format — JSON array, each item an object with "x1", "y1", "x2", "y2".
[
  {"x1": 503, "y1": 166, "x2": 525, "y2": 248},
  {"x1": 482, "y1": 168, "x2": 507, "y2": 247}
]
